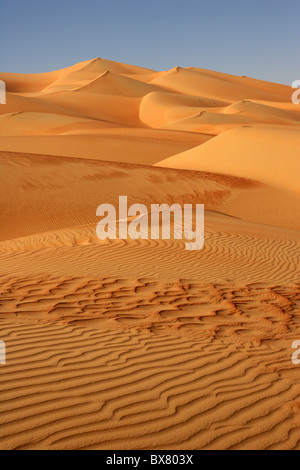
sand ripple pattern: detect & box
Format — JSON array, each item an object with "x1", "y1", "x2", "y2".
[{"x1": 0, "y1": 276, "x2": 299, "y2": 450}]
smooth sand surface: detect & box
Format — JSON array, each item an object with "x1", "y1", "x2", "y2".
[{"x1": 0, "y1": 58, "x2": 299, "y2": 450}]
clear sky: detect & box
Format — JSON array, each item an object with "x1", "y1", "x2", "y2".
[{"x1": 1, "y1": 0, "x2": 299, "y2": 84}]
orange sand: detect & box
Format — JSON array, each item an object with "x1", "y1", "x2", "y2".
[{"x1": 0, "y1": 58, "x2": 299, "y2": 450}]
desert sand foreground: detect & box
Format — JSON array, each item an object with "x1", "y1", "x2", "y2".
[{"x1": 0, "y1": 58, "x2": 299, "y2": 450}]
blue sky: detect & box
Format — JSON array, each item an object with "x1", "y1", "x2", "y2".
[{"x1": 1, "y1": 0, "x2": 299, "y2": 84}]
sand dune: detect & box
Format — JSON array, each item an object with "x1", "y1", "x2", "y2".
[
  {"x1": 0, "y1": 133, "x2": 208, "y2": 164},
  {"x1": 150, "y1": 67, "x2": 291, "y2": 102},
  {"x1": 1, "y1": 151, "x2": 299, "y2": 241},
  {"x1": 2, "y1": 58, "x2": 155, "y2": 94},
  {"x1": 74, "y1": 70, "x2": 163, "y2": 97},
  {"x1": 0, "y1": 58, "x2": 299, "y2": 450},
  {"x1": 1, "y1": 58, "x2": 299, "y2": 160},
  {"x1": 156, "y1": 127, "x2": 300, "y2": 195},
  {"x1": 1, "y1": 212, "x2": 299, "y2": 284}
]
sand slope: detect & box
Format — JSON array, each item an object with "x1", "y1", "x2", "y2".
[
  {"x1": 156, "y1": 127, "x2": 300, "y2": 195},
  {"x1": 0, "y1": 59, "x2": 299, "y2": 450}
]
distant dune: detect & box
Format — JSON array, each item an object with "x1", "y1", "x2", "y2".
[{"x1": 0, "y1": 58, "x2": 299, "y2": 450}]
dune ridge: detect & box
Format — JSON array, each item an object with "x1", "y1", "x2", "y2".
[{"x1": 1, "y1": 58, "x2": 299, "y2": 161}]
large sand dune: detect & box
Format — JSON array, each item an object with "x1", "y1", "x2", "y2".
[
  {"x1": 156, "y1": 127, "x2": 300, "y2": 195},
  {"x1": 0, "y1": 59, "x2": 299, "y2": 450}
]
